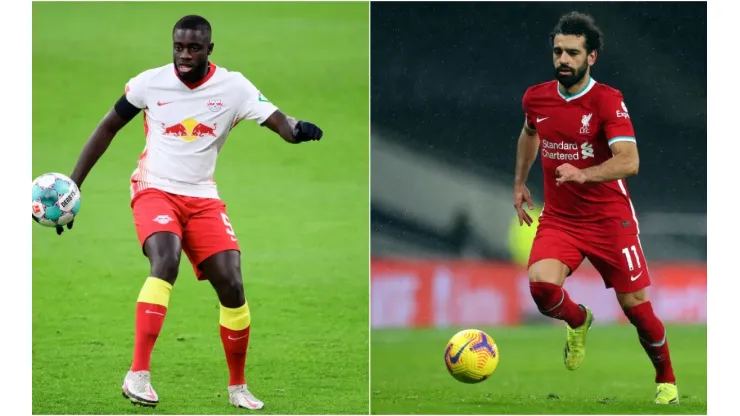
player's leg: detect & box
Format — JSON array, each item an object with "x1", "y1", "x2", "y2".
[
  {"x1": 200, "y1": 251, "x2": 263, "y2": 410},
  {"x1": 587, "y1": 234, "x2": 678, "y2": 404},
  {"x1": 181, "y1": 199, "x2": 263, "y2": 410},
  {"x1": 123, "y1": 189, "x2": 185, "y2": 407},
  {"x1": 528, "y1": 227, "x2": 593, "y2": 370}
]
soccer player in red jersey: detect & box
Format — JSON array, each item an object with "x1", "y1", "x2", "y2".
[
  {"x1": 57, "y1": 15, "x2": 323, "y2": 409},
  {"x1": 513, "y1": 12, "x2": 678, "y2": 404}
]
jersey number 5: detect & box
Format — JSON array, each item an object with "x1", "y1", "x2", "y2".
[
  {"x1": 221, "y1": 213, "x2": 237, "y2": 241},
  {"x1": 621, "y1": 245, "x2": 641, "y2": 271}
]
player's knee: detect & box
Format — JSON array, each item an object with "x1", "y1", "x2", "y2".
[
  {"x1": 150, "y1": 253, "x2": 181, "y2": 283},
  {"x1": 528, "y1": 267, "x2": 546, "y2": 283},
  {"x1": 528, "y1": 267, "x2": 558, "y2": 284},
  {"x1": 617, "y1": 289, "x2": 649, "y2": 311},
  {"x1": 527, "y1": 259, "x2": 568, "y2": 285},
  {"x1": 225, "y1": 269, "x2": 244, "y2": 294},
  {"x1": 214, "y1": 266, "x2": 245, "y2": 305}
]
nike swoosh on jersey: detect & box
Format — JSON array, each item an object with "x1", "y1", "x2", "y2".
[
  {"x1": 157, "y1": 101, "x2": 173, "y2": 106},
  {"x1": 630, "y1": 271, "x2": 644, "y2": 281},
  {"x1": 536, "y1": 117, "x2": 549, "y2": 122}
]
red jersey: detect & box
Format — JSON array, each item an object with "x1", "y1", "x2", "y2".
[{"x1": 522, "y1": 78, "x2": 639, "y2": 236}]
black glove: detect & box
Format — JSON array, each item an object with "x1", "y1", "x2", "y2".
[
  {"x1": 293, "y1": 121, "x2": 323, "y2": 142},
  {"x1": 56, "y1": 220, "x2": 74, "y2": 236}
]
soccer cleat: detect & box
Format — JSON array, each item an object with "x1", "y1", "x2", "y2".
[
  {"x1": 655, "y1": 383, "x2": 679, "y2": 404},
  {"x1": 563, "y1": 304, "x2": 594, "y2": 371},
  {"x1": 229, "y1": 384, "x2": 265, "y2": 410},
  {"x1": 121, "y1": 370, "x2": 159, "y2": 407}
]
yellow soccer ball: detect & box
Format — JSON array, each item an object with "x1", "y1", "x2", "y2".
[{"x1": 444, "y1": 329, "x2": 500, "y2": 383}]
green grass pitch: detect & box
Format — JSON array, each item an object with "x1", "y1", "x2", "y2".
[
  {"x1": 371, "y1": 325, "x2": 707, "y2": 414},
  {"x1": 32, "y1": 2, "x2": 369, "y2": 414}
]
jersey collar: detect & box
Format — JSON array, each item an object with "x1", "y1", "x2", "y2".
[
  {"x1": 175, "y1": 62, "x2": 217, "y2": 90},
  {"x1": 557, "y1": 77, "x2": 596, "y2": 102}
]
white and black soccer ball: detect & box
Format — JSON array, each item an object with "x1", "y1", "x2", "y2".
[{"x1": 31, "y1": 173, "x2": 81, "y2": 227}]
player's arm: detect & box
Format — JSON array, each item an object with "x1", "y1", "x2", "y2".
[
  {"x1": 514, "y1": 119, "x2": 540, "y2": 188},
  {"x1": 260, "y1": 110, "x2": 323, "y2": 144},
  {"x1": 580, "y1": 92, "x2": 639, "y2": 183},
  {"x1": 236, "y1": 75, "x2": 322, "y2": 143},
  {"x1": 580, "y1": 140, "x2": 639, "y2": 182},
  {"x1": 557, "y1": 92, "x2": 639, "y2": 185},
  {"x1": 69, "y1": 96, "x2": 139, "y2": 188},
  {"x1": 513, "y1": 118, "x2": 539, "y2": 226}
]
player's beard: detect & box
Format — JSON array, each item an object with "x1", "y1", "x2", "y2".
[
  {"x1": 175, "y1": 60, "x2": 209, "y2": 83},
  {"x1": 554, "y1": 62, "x2": 589, "y2": 89}
]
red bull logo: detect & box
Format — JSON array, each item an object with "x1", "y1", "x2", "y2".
[{"x1": 161, "y1": 118, "x2": 217, "y2": 142}]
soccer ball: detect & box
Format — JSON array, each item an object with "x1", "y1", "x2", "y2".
[
  {"x1": 31, "y1": 172, "x2": 81, "y2": 227},
  {"x1": 444, "y1": 329, "x2": 500, "y2": 383}
]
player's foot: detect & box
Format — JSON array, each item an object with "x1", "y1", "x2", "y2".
[
  {"x1": 655, "y1": 383, "x2": 679, "y2": 404},
  {"x1": 229, "y1": 384, "x2": 265, "y2": 410},
  {"x1": 121, "y1": 370, "x2": 159, "y2": 407},
  {"x1": 564, "y1": 304, "x2": 593, "y2": 371}
]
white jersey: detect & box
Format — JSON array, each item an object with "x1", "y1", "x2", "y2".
[{"x1": 124, "y1": 62, "x2": 278, "y2": 199}]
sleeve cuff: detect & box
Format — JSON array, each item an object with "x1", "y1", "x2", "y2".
[{"x1": 608, "y1": 136, "x2": 636, "y2": 146}]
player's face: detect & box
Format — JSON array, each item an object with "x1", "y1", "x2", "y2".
[
  {"x1": 552, "y1": 34, "x2": 597, "y2": 88},
  {"x1": 173, "y1": 29, "x2": 214, "y2": 82}
]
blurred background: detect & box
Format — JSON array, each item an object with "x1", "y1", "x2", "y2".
[
  {"x1": 369, "y1": 3, "x2": 707, "y2": 412},
  {"x1": 371, "y1": 1, "x2": 706, "y2": 330}
]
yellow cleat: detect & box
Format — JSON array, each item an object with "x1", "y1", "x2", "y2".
[
  {"x1": 655, "y1": 383, "x2": 679, "y2": 404},
  {"x1": 563, "y1": 305, "x2": 593, "y2": 371}
]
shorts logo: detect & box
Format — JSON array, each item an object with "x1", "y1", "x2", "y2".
[
  {"x1": 580, "y1": 113, "x2": 592, "y2": 135},
  {"x1": 153, "y1": 215, "x2": 174, "y2": 225}
]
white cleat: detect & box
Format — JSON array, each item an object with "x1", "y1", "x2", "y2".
[
  {"x1": 121, "y1": 370, "x2": 159, "y2": 407},
  {"x1": 228, "y1": 384, "x2": 264, "y2": 410}
]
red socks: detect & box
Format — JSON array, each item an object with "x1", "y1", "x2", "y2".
[
  {"x1": 529, "y1": 282, "x2": 676, "y2": 384},
  {"x1": 220, "y1": 303, "x2": 252, "y2": 386},
  {"x1": 220, "y1": 326, "x2": 251, "y2": 386},
  {"x1": 529, "y1": 282, "x2": 587, "y2": 328},
  {"x1": 624, "y1": 301, "x2": 676, "y2": 384},
  {"x1": 131, "y1": 277, "x2": 172, "y2": 372}
]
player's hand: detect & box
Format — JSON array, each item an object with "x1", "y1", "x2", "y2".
[
  {"x1": 555, "y1": 163, "x2": 587, "y2": 186},
  {"x1": 293, "y1": 121, "x2": 323, "y2": 142},
  {"x1": 513, "y1": 185, "x2": 535, "y2": 227},
  {"x1": 56, "y1": 220, "x2": 74, "y2": 236}
]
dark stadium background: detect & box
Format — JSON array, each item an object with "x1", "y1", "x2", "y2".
[
  {"x1": 372, "y1": 1, "x2": 706, "y2": 261},
  {"x1": 370, "y1": 2, "x2": 707, "y2": 413}
]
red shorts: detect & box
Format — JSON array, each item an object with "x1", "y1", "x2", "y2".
[
  {"x1": 131, "y1": 188, "x2": 240, "y2": 280},
  {"x1": 527, "y1": 226, "x2": 651, "y2": 293}
]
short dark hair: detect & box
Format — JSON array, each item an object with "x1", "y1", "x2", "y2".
[
  {"x1": 550, "y1": 12, "x2": 603, "y2": 53},
  {"x1": 173, "y1": 15, "x2": 212, "y2": 36}
]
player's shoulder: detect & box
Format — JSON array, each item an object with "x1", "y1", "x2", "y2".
[
  {"x1": 591, "y1": 81, "x2": 624, "y2": 100},
  {"x1": 124, "y1": 64, "x2": 173, "y2": 99},
  {"x1": 523, "y1": 80, "x2": 558, "y2": 101},
  {"x1": 129, "y1": 63, "x2": 173, "y2": 82},
  {"x1": 223, "y1": 68, "x2": 252, "y2": 89},
  {"x1": 213, "y1": 66, "x2": 262, "y2": 100}
]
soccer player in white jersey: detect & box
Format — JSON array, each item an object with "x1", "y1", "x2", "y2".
[{"x1": 61, "y1": 15, "x2": 323, "y2": 410}]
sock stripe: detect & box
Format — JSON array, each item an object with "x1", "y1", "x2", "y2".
[
  {"x1": 641, "y1": 329, "x2": 667, "y2": 347},
  {"x1": 220, "y1": 303, "x2": 251, "y2": 331},
  {"x1": 137, "y1": 277, "x2": 173, "y2": 308}
]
